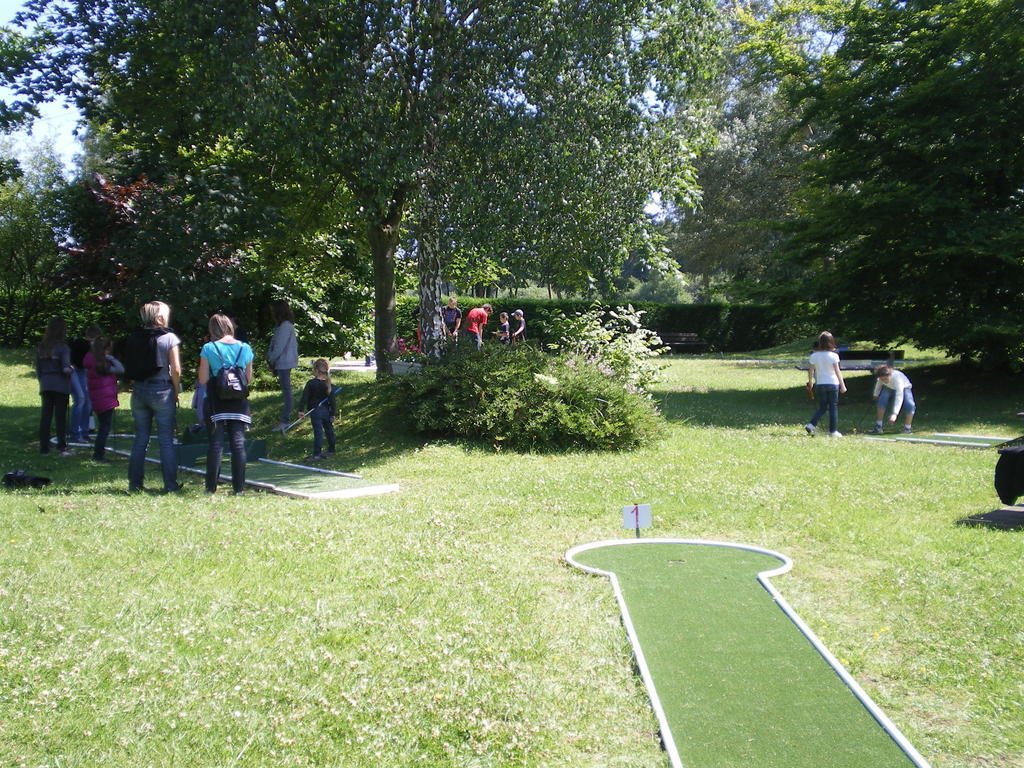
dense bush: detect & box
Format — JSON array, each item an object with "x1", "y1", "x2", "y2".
[{"x1": 394, "y1": 344, "x2": 663, "y2": 451}]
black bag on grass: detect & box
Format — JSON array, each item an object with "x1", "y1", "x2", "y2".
[{"x1": 4, "y1": 470, "x2": 51, "y2": 489}]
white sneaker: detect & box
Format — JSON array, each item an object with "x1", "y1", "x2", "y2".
[
  {"x1": 829, "y1": 431, "x2": 842, "y2": 437},
  {"x1": 804, "y1": 423, "x2": 816, "y2": 435}
]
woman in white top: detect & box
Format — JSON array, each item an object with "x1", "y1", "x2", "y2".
[{"x1": 804, "y1": 331, "x2": 847, "y2": 437}]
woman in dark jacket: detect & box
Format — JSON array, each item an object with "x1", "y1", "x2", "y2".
[{"x1": 36, "y1": 317, "x2": 74, "y2": 456}]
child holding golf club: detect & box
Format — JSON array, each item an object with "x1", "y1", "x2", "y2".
[
  {"x1": 870, "y1": 365, "x2": 915, "y2": 434},
  {"x1": 297, "y1": 359, "x2": 336, "y2": 460}
]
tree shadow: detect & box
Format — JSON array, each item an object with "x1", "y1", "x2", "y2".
[
  {"x1": 249, "y1": 373, "x2": 428, "y2": 471},
  {"x1": 654, "y1": 363, "x2": 1024, "y2": 434}
]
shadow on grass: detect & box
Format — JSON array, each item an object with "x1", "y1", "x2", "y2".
[
  {"x1": 248, "y1": 373, "x2": 429, "y2": 470},
  {"x1": 655, "y1": 363, "x2": 1023, "y2": 434}
]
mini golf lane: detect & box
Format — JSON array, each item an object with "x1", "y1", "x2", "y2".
[
  {"x1": 102, "y1": 435, "x2": 398, "y2": 499},
  {"x1": 566, "y1": 540, "x2": 929, "y2": 768}
]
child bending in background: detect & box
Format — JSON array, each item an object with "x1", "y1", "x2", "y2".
[
  {"x1": 870, "y1": 365, "x2": 915, "y2": 434},
  {"x1": 298, "y1": 359, "x2": 336, "y2": 460}
]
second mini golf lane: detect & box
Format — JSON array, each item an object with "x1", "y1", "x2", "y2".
[{"x1": 568, "y1": 540, "x2": 927, "y2": 768}]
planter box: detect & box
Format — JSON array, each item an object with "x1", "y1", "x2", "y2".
[{"x1": 390, "y1": 361, "x2": 423, "y2": 375}]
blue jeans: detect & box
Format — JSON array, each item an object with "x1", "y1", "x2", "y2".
[
  {"x1": 206, "y1": 419, "x2": 247, "y2": 493},
  {"x1": 310, "y1": 407, "x2": 335, "y2": 455},
  {"x1": 276, "y1": 369, "x2": 293, "y2": 424},
  {"x1": 810, "y1": 384, "x2": 839, "y2": 433},
  {"x1": 877, "y1": 386, "x2": 916, "y2": 415},
  {"x1": 129, "y1": 380, "x2": 179, "y2": 492},
  {"x1": 93, "y1": 409, "x2": 113, "y2": 459},
  {"x1": 70, "y1": 369, "x2": 91, "y2": 440}
]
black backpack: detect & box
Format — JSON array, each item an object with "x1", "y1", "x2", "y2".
[
  {"x1": 212, "y1": 343, "x2": 249, "y2": 401},
  {"x1": 123, "y1": 327, "x2": 169, "y2": 382}
]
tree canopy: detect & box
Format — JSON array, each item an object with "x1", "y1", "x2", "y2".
[
  {"x1": 4, "y1": 0, "x2": 722, "y2": 371},
  {"x1": 768, "y1": 0, "x2": 1024, "y2": 366}
]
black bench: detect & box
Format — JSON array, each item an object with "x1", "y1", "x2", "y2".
[
  {"x1": 838, "y1": 349, "x2": 904, "y2": 361},
  {"x1": 659, "y1": 332, "x2": 708, "y2": 354}
]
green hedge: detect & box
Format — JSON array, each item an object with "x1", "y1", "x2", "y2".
[{"x1": 395, "y1": 297, "x2": 794, "y2": 353}]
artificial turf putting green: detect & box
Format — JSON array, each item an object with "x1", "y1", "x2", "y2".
[
  {"x1": 568, "y1": 540, "x2": 927, "y2": 768},
  {"x1": 103, "y1": 434, "x2": 397, "y2": 498}
]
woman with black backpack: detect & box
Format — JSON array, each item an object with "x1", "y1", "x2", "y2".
[{"x1": 198, "y1": 313, "x2": 254, "y2": 495}]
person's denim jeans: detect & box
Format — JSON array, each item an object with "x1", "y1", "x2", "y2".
[
  {"x1": 39, "y1": 391, "x2": 69, "y2": 453},
  {"x1": 70, "y1": 369, "x2": 91, "y2": 440},
  {"x1": 93, "y1": 409, "x2": 114, "y2": 460},
  {"x1": 809, "y1": 384, "x2": 839, "y2": 433},
  {"x1": 129, "y1": 380, "x2": 178, "y2": 491},
  {"x1": 310, "y1": 406, "x2": 335, "y2": 456},
  {"x1": 877, "y1": 386, "x2": 916, "y2": 415},
  {"x1": 206, "y1": 419, "x2": 247, "y2": 494},
  {"x1": 276, "y1": 369, "x2": 293, "y2": 425}
]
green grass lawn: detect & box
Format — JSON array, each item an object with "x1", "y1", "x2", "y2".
[{"x1": 1, "y1": 347, "x2": 1022, "y2": 767}]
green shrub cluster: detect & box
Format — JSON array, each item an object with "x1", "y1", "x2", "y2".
[{"x1": 395, "y1": 344, "x2": 663, "y2": 451}]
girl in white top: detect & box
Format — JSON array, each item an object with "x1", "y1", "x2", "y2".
[{"x1": 804, "y1": 331, "x2": 847, "y2": 436}]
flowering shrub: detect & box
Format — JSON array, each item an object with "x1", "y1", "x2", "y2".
[
  {"x1": 539, "y1": 304, "x2": 665, "y2": 394},
  {"x1": 389, "y1": 337, "x2": 425, "y2": 363},
  {"x1": 394, "y1": 344, "x2": 662, "y2": 451}
]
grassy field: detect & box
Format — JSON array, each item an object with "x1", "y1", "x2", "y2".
[{"x1": 1, "y1": 346, "x2": 1022, "y2": 767}]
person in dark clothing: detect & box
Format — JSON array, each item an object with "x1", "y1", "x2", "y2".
[
  {"x1": 36, "y1": 317, "x2": 74, "y2": 457},
  {"x1": 297, "y1": 359, "x2": 336, "y2": 460}
]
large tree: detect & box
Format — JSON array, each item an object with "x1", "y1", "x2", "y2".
[
  {"x1": 5, "y1": 0, "x2": 721, "y2": 372},
  {"x1": 774, "y1": 0, "x2": 1024, "y2": 366}
]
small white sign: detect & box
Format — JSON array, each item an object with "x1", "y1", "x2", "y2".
[{"x1": 622, "y1": 504, "x2": 652, "y2": 529}]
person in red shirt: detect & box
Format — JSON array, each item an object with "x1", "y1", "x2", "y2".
[{"x1": 462, "y1": 303, "x2": 491, "y2": 350}]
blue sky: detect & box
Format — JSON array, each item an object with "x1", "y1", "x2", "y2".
[{"x1": 1, "y1": 0, "x2": 82, "y2": 170}]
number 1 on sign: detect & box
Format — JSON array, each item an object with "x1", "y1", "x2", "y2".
[{"x1": 623, "y1": 504, "x2": 652, "y2": 537}]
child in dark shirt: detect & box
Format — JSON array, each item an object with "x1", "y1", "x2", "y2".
[
  {"x1": 495, "y1": 312, "x2": 511, "y2": 344},
  {"x1": 297, "y1": 359, "x2": 336, "y2": 460}
]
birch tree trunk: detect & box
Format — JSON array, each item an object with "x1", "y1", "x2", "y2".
[{"x1": 417, "y1": 232, "x2": 445, "y2": 359}]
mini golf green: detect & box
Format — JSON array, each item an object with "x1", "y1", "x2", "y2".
[
  {"x1": 102, "y1": 434, "x2": 398, "y2": 498},
  {"x1": 567, "y1": 540, "x2": 928, "y2": 768}
]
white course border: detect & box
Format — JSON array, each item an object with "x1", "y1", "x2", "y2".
[
  {"x1": 565, "y1": 538, "x2": 931, "y2": 768},
  {"x1": 864, "y1": 436, "x2": 994, "y2": 448}
]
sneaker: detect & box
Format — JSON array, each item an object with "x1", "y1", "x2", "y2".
[
  {"x1": 804, "y1": 423, "x2": 816, "y2": 436},
  {"x1": 307, "y1": 453, "x2": 323, "y2": 461},
  {"x1": 829, "y1": 431, "x2": 843, "y2": 437},
  {"x1": 868, "y1": 425, "x2": 883, "y2": 434},
  {"x1": 902, "y1": 425, "x2": 913, "y2": 434}
]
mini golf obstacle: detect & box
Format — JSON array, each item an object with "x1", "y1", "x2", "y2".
[
  {"x1": 566, "y1": 540, "x2": 930, "y2": 768},
  {"x1": 96, "y1": 433, "x2": 399, "y2": 499}
]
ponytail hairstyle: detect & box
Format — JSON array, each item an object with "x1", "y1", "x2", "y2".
[
  {"x1": 90, "y1": 336, "x2": 112, "y2": 376},
  {"x1": 37, "y1": 317, "x2": 67, "y2": 358},
  {"x1": 817, "y1": 331, "x2": 837, "y2": 351},
  {"x1": 312, "y1": 358, "x2": 331, "y2": 388}
]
